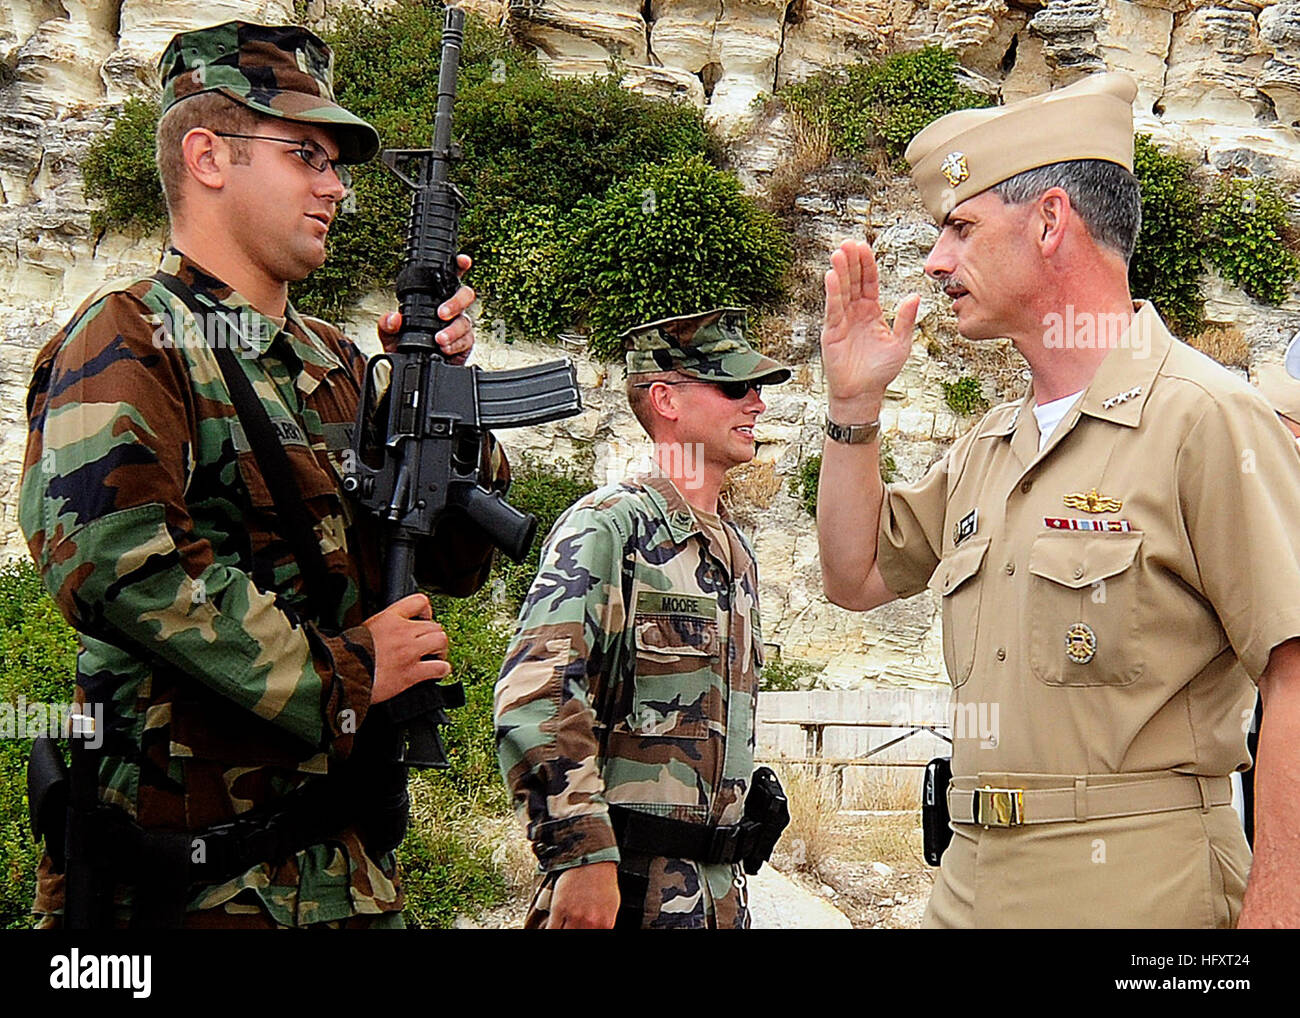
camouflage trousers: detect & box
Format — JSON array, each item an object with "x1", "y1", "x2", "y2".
[
  {"x1": 524, "y1": 855, "x2": 750, "y2": 929},
  {"x1": 36, "y1": 889, "x2": 405, "y2": 929}
]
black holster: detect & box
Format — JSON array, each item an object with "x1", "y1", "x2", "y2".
[
  {"x1": 922, "y1": 756, "x2": 953, "y2": 866},
  {"x1": 738, "y1": 766, "x2": 791, "y2": 875},
  {"x1": 607, "y1": 767, "x2": 790, "y2": 877},
  {"x1": 27, "y1": 736, "x2": 68, "y2": 873}
]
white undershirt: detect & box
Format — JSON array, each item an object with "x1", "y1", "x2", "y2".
[{"x1": 1032, "y1": 391, "x2": 1084, "y2": 451}]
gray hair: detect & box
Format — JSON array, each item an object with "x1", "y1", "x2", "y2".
[{"x1": 992, "y1": 159, "x2": 1142, "y2": 263}]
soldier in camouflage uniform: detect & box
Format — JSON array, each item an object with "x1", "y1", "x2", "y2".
[
  {"x1": 19, "y1": 22, "x2": 498, "y2": 928},
  {"x1": 495, "y1": 308, "x2": 790, "y2": 929}
]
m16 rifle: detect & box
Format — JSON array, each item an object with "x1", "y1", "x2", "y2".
[{"x1": 344, "y1": 5, "x2": 583, "y2": 770}]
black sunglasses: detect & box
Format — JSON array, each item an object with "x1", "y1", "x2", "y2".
[{"x1": 633, "y1": 379, "x2": 763, "y2": 400}]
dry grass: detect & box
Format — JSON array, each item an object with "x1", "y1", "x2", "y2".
[
  {"x1": 1188, "y1": 323, "x2": 1251, "y2": 370},
  {"x1": 486, "y1": 815, "x2": 539, "y2": 894},
  {"x1": 764, "y1": 109, "x2": 832, "y2": 218},
  {"x1": 842, "y1": 770, "x2": 922, "y2": 812},
  {"x1": 771, "y1": 763, "x2": 840, "y2": 875},
  {"x1": 832, "y1": 813, "x2": 925, "y2": 870},
  {"x1": 408, "y1": 778, "x2": 537, "y2": 896},
  {"x1": 721, "y1": 460, "x2": 783, "y2": 521}
]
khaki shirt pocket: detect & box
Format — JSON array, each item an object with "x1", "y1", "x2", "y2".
[
  {"x1": 1027, "y1": 531, "x2": 1144, "y2": 687},
  {"x1": 927, "y1": 538, "x2": 990, "y2": 688},
  {"x1": 628, "y1": 611, "x2": 721, "y2": 740}
]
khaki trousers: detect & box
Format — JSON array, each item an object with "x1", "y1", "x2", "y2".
[{"x1": 924, "y1": 803, "x2": 1249, "y2": 928}]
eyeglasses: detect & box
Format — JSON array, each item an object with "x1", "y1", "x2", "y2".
[
  {"x1": 633, "y1": 379, "x2": 764, "y2": 400},
  {"x1": 212, "y1": 133, "x2": 352, "y2": 194}
]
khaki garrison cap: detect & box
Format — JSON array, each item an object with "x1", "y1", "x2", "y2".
[
  {"x1": 905, "y1": 72, "x2": 1138, "y2": 224},
  {"x1": 622, "y1": 307, "x2": 791, "y2": 384},
  {"x1": 158, "y1": 21, "x2": 380, "y2": 163}
]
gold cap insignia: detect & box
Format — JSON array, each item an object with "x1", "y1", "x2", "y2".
[
  {"x1": 1065, "y1": 622, "x2": 1096, "y2": 665},
  {"x1": 940, "y1": 151, "x2": 969, "y2": 187},
  {"x1": 1062, "y1": 488, "x2": 1123, "y2": 513}
]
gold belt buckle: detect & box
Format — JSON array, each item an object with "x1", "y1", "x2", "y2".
[{"x1": 974, "y1": 786, "x2": 1025, "y2": 827}]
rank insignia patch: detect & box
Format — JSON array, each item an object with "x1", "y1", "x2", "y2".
[
  {"x1": 1062, "y1": 488, "x2": 1123, "y2": 513},
  {"x1": 953, "y1": 508, "x2": 979, "y2": 546},
  {"x1": 1065, "y1": 622, "x2": 1097, "y2": 665}
]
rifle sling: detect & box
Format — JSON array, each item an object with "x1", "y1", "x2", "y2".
[{"x1": 152, "y1": 272, "x2": 339, "y2": 623}]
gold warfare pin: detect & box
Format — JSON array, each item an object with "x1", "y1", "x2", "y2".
[
  {"x1": 1062, "y1": 488, "x2": 1123, "y2": 513},
  {"x1": 1065, "y1": 622, "x2": 1096, "y2": 665}
]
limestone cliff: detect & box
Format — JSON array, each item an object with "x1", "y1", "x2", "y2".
[{"x1": 2, "y1": 0, "x2": 1298, "y2": 690}]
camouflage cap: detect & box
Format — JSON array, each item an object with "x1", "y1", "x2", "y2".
[
  {"x1": 158, "y1": 21, "x2": 380, "y2": 164},
  {"x1": 622, "y1": 308, "x2": 791, "y2": 384}
]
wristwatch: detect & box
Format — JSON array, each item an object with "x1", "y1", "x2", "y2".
[{"x1": 824, "y1": 416, "x2": 881, "y2": 445}]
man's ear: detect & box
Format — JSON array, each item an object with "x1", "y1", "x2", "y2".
[
  {"x1": 180, "y1": 127, "x2": 228, "y2": 195},
  {"x1": 647, "y1": 381, "x2": 681, "y2": 426},
  {"x1": 1036, "y1": 187, "x2": 1071, "y2": 257}
]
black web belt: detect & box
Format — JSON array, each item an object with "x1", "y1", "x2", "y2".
[
  {"x1": 608, "y1": 804, "x2": 748, "y2": 865},
  {"x1": 78, "y1": 773, "x2": 376, "y2": 927}
]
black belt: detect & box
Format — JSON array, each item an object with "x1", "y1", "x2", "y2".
[
  {"x1": 608, "y1": 804, "x2": 747, "y2": 865},
  {"x1": 77, "y1": 768, "x2": 398, "y2": 928}
]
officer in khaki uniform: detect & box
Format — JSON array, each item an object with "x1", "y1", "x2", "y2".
[
  {"x1": 495, "y1": 309, "x2": 790, "y2": 928},
  {"x1": 817, "y1": 72, "x2": 1300, "y2": 928}
]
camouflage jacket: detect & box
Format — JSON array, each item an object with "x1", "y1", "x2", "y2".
[
  {"x1": 495, "y1": 474, "x2": 764, "y2": 928},
  {"x1": 19, "y1": 249, "x2": 500, "y2": 926}
]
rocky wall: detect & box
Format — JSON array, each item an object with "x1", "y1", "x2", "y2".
[{"x1": 2, "y1": 0, "x2": 1299, "y2": 690}]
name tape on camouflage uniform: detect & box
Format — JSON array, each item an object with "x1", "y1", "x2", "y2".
[{"x1": 636, "y1": 590, "x2": 718, "y2": 619}]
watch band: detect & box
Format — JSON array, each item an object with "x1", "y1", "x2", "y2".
[{"x1": 824, "y1": 417, "x2": 881, "y2": 445}]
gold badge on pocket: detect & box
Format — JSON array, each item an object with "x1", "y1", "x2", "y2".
[
  {"x1": 1062, "y1": 488, "x2": 1122, "y2": 513},
  {"x1": 1065, "y1": 622, "x2": 1097, "y2": 664}
]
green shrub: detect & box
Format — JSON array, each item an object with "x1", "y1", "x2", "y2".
[
  {"x1": 470, "y1": 203, "x2": 575, "y2": 342},
  {"x1": 294, "y1": 1, "x2": 537, "y2": 320},
  {"x1": 1, "y1": 740, "x2": 43, "y2": 929},
  {"x1": 782, "y1": 47, "x2": 990, "y2": 159},
  {"x1": 790, "y1": 440, "x2": 894, "y2": 519},
  {"x1": 942, "y1": 375, "x2": 989, "y2": 417},
  {"x1": 454, "y1": 71, "x2": 708, "y2": 226},
  {"x1": 760, "y1": 657, "x2": 822, "y2": 692},
  {"x1": 571, "y1": 155, "x2": 791, "y2": 358},
  {"x1": 1204, "y1": 177, "x2": 1300, "y2": 306},
  {"x1": 878, "y1": 434, "x2": 898, "y2": 484},
  {"x1": 304, "y1": 1, "x2": 710, "y2": 324},
  {"x1": 790, "y1": 453, "x2": 821, "y2": 517},
  {"x1": 395, "y1": 600, "x2": 513, "y2": 927},
  {"x1": 1129, "y1": 134, "x2": 1205, "y2": 336},
  {"x1": 81, "y1": 96, "x2": 166, "y2": 235},
  {"x1": 0, "y1": 560, "x2": 77, "y2": 929}
]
